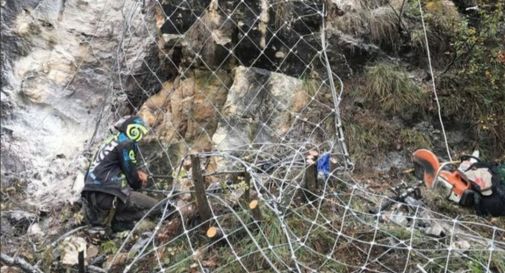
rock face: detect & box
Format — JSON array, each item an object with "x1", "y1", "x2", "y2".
[
  {"x1": 137, "y1": 69, "x2": 232, "y2": 176},
  {"x1": 213, "y1": 66, "x2": 309, "y2": 151},
  {"x1": 137, "y1": 66, "x2": 312, "y2": 175},
  {"x1": 157, "y1": 0, "x2": 323, "y2": 77},
  {"x1": 140, "y1": 70, "x2": 232, "y2": 152},
  {"x1": 156, "y1": 0, "x2": 446, "y2": 79},
  {"x1": 0, "y1": 0, "x2": 158, "y2": 209}
]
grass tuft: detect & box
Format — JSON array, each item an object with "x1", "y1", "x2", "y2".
[
  {"x1": 369, "y1": 7, "x2": 401, "y2": 48},
  {"x1": 360, "y1": 63, "x2": 427, "y2": 115}
]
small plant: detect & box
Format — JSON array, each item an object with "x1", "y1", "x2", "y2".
[
  {"x1": 332, "y1": 4, "x2": 401, "y2": 51},
  {"x1": 360, "y1": 63, "x2": 427, "y2": 115},
  {"x1": 100, "y1": 240, "x2": 118, "y2": 255}
]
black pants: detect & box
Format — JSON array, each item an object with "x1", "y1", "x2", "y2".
[{"x1": 83, "y1": 191, "x2": 161, "y2": 229}]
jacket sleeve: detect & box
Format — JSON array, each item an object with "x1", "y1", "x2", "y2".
[{"x1": 118, "y1": 141, "x2": 142, "y2": 190}]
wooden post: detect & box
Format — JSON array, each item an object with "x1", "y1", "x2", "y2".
[
  {"x1": 305, "y1": 163, "x2": 318, "y2": 200},
  {"x1": 249, "y1": 199, "x2": 262, "y2": 222},
  {"x1": 191, "y1": 155, "x2": 212, "y2": 227},
  {"x1": 243, "y1": 171, "x2": 251, "y2": 205},
  {"x1": 78, "y1": 251, "x2": 85, "y2": 273}
]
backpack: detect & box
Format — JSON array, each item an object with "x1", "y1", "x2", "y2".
[
  {"x1": 461, "y1": 158, "x2": 505, "y2": 217},
  {"x1": 497, "y1": 164, "x2": 505, "y2": 184}
]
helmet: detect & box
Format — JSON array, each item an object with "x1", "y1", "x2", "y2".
[{"x1": 114, "y1": 115, "x2": 148, "y2": 142}]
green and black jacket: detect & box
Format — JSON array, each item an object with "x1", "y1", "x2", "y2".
[{"x1": 83, "y1": 133, "x2": 142, "y2": 202}]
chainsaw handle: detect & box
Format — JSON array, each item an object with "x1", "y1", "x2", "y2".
[
  {"x1": 432, "y1": 161, "x2": 460, "y2": 188},
  {"x1": 460, "y1": 155, "x2": 481, "y2": 163}
]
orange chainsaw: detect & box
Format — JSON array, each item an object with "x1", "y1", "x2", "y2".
[{"x1": 412, "y1": 149, "x2": 505, "y2": 216}]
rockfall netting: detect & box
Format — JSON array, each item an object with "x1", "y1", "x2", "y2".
[{"x1": 81, "y1": 0, "x2": 505, "y2": 272}]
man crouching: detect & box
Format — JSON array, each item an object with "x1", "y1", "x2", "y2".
[{"x1": 81, "y1": 115, "x2": 159, "y2": 232}]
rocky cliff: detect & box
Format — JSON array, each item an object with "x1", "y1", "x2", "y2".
[{"x1": 1, "y1": 0, "x2": 164, "y2": 209}]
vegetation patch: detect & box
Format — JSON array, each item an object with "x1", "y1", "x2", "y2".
[
  {"x1": 369, "y1": 7, "x2": 402, "y2": 49},
  {"x1": 344, "y1": 117, "x2": 396, "y2": 170},
  {"x1": 407, "y1": 0, "x2": 461, "y2": 62},
  {"x1": 438, "y1": 2, "x2": 505, "y2": 156},
  {"x1": 359, "y1": 63, "x2": 427, "y2": 117}
]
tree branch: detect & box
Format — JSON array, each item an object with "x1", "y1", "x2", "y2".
[{"x1": 0, "y1": 253, "x2": 44, "y2": 273}]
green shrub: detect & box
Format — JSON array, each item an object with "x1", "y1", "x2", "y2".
[{"x1": 439, "y1": 2, "x2": 505, "y2": 156}]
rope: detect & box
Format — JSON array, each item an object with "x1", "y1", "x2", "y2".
[
  {"x1": 321, "y1": 3, "x2": 353, "y2": 170},
  {"x1": 417, "y1": 0, "x2": 453, "y2": 161}
]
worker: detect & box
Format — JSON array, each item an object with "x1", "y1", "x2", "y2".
[{"x1": 81, "y1": 115, "x2": 160, "y2": 232}]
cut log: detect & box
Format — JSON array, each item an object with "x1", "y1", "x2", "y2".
[
  {"x1": 206, "y1": 226, "x2": 222, "y2": 239},
  {"x1": 249, "y1": 200, "x2": 262, "y2": 222},
  {"x1": 304, "y1": 163, "x2": 318, "y2": 200}
]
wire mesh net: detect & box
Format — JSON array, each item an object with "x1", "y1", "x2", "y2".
[{"x1": 100, "y1": 0, "x2": 505, "y2": 272}]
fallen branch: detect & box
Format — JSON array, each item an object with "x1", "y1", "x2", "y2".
[{"x1": 0, "y1": 253, "x2": 44, "y2": 273}]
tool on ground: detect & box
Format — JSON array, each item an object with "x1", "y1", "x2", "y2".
[
  {"x1": 369, "y1": 180, "x2": 424, "y2": 214},
  {"x1": 412, "y1": 149, "x2": 505, "y2": 217},
  {"x1": 413, "y1": 149, "x2": 484, "y2": 205}
]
